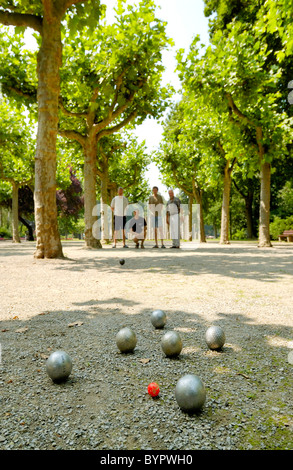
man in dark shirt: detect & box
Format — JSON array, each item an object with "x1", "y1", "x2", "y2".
[{"x1": 128, "y1": 210, "x2": 147, "y2": 249}]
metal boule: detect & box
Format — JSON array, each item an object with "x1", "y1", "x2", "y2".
[
  {"x1": 116, "y1": 327, "x2": 137, "y2": 353},
  {"x1": 151, "y1": 309, "x2": 167, "y2": 329},
  {"x1": 161, "y1": 330, "x2": 182, "y2": 357},
  {"x1": 205, "y1": 325, "x2": 225, "y2": 350},
  {"x1": 175, "y1": 374, "x2": 206, "y2": 412},
  {"x1": 46, "y1": 350, "x2": 72, "y2": 383}
]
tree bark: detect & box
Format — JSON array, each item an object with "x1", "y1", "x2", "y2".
[
  {"x1": 12, "y1": 182, "x2": 20, "y2": 243},
  {"x1": 213, "y1": 224, "x2": 218, "y2": 239},
  {"x1": 84, "y1": 137, "x2": 102, "y2": 248},
  {"x1": 34, "y1": 15, "x2": 63, "y2": 258},
  {"x1": 19, "y1": 216, "x2": 34, "y2": 241},
  {"x1": 193, "y1": 189, "x2": 206, "y2": 243},
  {"x1": 245, "y1": 191, "x2": 255, "y2": 239},
  {"x1": 188, "y1": 196, "x2": 193, "y2": 241},
  {"x1": 220, "y1": 160, "x2": 232, "y2": 244},
  {"x1": 100, "y1": 171, "x2": 110, "y2": 243},
  {"x1": 233, "y1": 180, "x2": 255, "y2": 240},
  {"x1": 258, "y1": 160, "x2": 272, "y2": 247},
  {"x1": 256, "y1": 126, "x2": 272, "y2": 247}
]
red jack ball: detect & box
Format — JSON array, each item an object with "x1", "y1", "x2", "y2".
[{"x1": 148, "y1": 382, "x2": 160, "y2": 398}]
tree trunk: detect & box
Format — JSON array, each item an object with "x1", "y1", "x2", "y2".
[
  {"x1": 12, "y1": 183, "x2": 20, "y2": 243},
  {"x1": 188, "y1": 196, "x2": 193, "y2": 241},
  {"x1": 19, "y1": 216, "x2": 34, "y2": 241},
  {"x1": 84, "y1": 138, "x2": 102, "y2": 248},
  {"x1": 220, "y1": 161, "x2": 232, "y2": 244},
  {"x1": 245, "y1": 191, "x2": 254, "y2": 239},
  {"x1": 100, "y1": 171, "x2": 110, "y2": 243},
  {"x1": 34, "y1": 16, "x2": 63, "y2": 258},
  {"x1": 213, "y1": 224, "x2": 218, "y2": 239},
  {"x1": 258, "y1": 160, "x2": 272, "y2": 247},
  {"x1": 193, "y1": 190, "x2": 206, "y2": 242},
  {"x1": 109, "y1": 184, "x2": 117, "y2": 237}
]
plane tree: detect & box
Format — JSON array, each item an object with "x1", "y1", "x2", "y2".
[{"x1": 0, "y1": 0, "x2": 104, "y2": 258}]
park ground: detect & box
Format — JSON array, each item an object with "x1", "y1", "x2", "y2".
[{"x1": 0, "y1": 239, "x2": 292, "y2": 450}]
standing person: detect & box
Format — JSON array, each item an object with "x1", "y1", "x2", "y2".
[
  {"x1": 166, "y1": 189, "x2": 181, "y2": 249},
  {"x1": 128, "y1": 210, "x2": 147, "y2": 249},
  {"x1": 110, "y1": 187, "x2": 129, "y2": 248},
  {"x1": 148, "y1": 186, "x2": 166, "y2": 249}
]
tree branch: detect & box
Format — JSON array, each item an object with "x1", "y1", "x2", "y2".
[
  {"x1": 233, "y1": 179, "x2": 247, "y2": 199},
  {"x1": 4, "y1": 84, "x2": 37, "y2": 102},
  {"x1": 96, "y1": 167, "x2": 103, "y2": 178},
  {"x1": 109, "y1": 68, "x2": 129, "y2": 116},
  {"x1": 170, "y1": 164, "x2": 193, "y2": 197},
  {"x1": 59, "y1": 97, "x2": 87, "y2": 118},
  {"x1": 96, "y1": 110, "x2": 138, "y2": 141},
  {"x1": 58, "y1": 129, "x2": 86, "y2": 147},
  {"x1": 41, "y1": 0, "x2": 54, "y2": 22},
  {"x1": 0, "y1": 9, "x2": 43, "y2": 34},
  {"x1": 226, "y1": 92, "x2": 256, "y2": 127},
  {"x1": 230, "y1": 157, "x2": 237, "y2": 171},
  {"x1": 93, "y1": 91, "x2": 136, "y2": 135},
  {"x1": 256, "y1": 126, "x2": 265, "y2": 160}
]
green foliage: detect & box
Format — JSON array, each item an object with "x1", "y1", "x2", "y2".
[
  {"x1": 0, "y1": 27, "x2": 38, "y2": 111},
  {"x1": 270, "y1": 215, "x2": 293, "y2": 240},
  {"x1": 0, "y1": 226, "x2": 12, "y2": 238},
  {"x1": 232, "y1": 228, "x2": 247, "y2": 240},
  {"x1": 74, "y1": 218, "x2": 85, "y2": 234},
  {"x1": 0, "y1": 98, "x2": 35, "y2": 185},
  {"x1": 173, "y1": 0, "x2": 293, "y2": 240},
  {"x1": 276, "y1": 181, "x2": 293, "y2": 217},
  {"x1": 0, "y1": 1, "x2": 43, "y2": 15},
  {"x1": 106, "y1": 134, "x2": 151, "y2": 203},
  {"x1": 59, "y1": 0, "x2": 174, "y2": 136},
  {"x1": 58, "y1": 216, "x2": 75, "y2": 237}
]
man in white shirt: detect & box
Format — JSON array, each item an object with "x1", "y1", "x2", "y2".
[{"x1": 110, "y1": 187, "x2": 129, "y2": 248}]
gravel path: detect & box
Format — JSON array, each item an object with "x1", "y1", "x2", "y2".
[{"x1": 0, "y1": 240, "x2": 292, "y2": 450}]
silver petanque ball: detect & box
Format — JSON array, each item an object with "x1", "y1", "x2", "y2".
[
  {"x1": 161, "y1": 330, "x2": 182, "y2": 357},
  {"x1": 46, "y1": 350, "x2": 72, "y2": 382},
  {"x1": 151, "y1": 309, "x2": 167, "y2": 329},
  {"x1": 205, "y1": 325, "x2": 226, "y2": 350},
  {"x1": 175, "y1": 374, "x2": 206, "y2": 412},
  {"x1": 116, "y1": 327, "x2": 137, "y2": 353}
]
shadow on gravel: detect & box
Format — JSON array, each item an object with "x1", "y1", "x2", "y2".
[{"x1": 48, "y1": 248, "x2": 293, "y2": 283}]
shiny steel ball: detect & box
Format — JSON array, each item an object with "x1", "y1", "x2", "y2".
[
  {"x1": 151, "y1": 309, "x2": 167, "y2": 329},
  {"x1": 46, "y1": 350, "x2": 72, "y2": 382},
  {"x1": 205, "y1": 325, "x2": 225, "y2": 350},
  {"x1": 175, "y1": 374, "x2": 206, "y2": 412},
  {"x1": 116, "y1": 327, "x2": 137, "y2": 353},
  {"x1": 161, "y1": 330, "x2": 182, "y2": 357}
]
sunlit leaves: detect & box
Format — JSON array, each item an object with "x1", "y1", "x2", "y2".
[{"x1": 0, "y1": 99, "x2": 35, "y2": 185}]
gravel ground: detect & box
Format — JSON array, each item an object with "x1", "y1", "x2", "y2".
[{"x1": 0, "y1": 239, "x2": 292, "y2": 450}]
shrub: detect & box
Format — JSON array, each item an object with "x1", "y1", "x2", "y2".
[
  {"x1": 232, "y1": 228, "x2": 247, "y2": 240},
  {"x1": 270, "y1": 216, "x2": 293, "y2": 240},
  {"x1": 0, "y1": 227, "x2": 12, "y2": 238}
]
